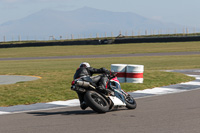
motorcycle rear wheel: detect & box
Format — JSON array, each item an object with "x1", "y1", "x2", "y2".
[
  {"x1": 84, "y1": 91, "x2": 109, "y2": 113},
  {"x1": 125, "y1": 95, "x2": 137, "y2": 109}
]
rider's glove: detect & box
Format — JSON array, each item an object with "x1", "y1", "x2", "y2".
[{"x1": 110, "y1": 71, "x2": 117, "y2": 76}]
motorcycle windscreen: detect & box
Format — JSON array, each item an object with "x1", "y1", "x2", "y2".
[{"x1": 110, "y1": 81, "x2": 126, "y2": 103}]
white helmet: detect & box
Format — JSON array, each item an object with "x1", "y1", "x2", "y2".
[{"x1": 80, "y1": 62, "x2": 90, "y2": 68}]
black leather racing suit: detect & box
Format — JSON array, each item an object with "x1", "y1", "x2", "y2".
[{"x1": 73, "y1": 67, "x2": 110, "y2": 104}]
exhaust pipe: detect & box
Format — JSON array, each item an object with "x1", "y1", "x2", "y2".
[{"x1": 76, "y1": 81, "x2": 96, "y2": 89}]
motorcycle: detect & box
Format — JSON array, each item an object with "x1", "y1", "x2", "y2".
[{"x1": 71, "y1": 73, "x2": 137, "y2": 113}]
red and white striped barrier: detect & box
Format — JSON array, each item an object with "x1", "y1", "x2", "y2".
[
  {"x1": 111, "y1": 64, "x2": 127, "y2": 83},
  {"x1": 111, "y1": 64, "x2": 144, "y2": 83},
  {"x1": 126, "y1": 65, "x2": 144, "y2": 83}
]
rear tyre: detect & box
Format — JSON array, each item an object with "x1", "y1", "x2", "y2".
[
  {"x1": 125, "y1": 94, "x2": 137, "y2": 109},
  {"x1": 84, "y1": 91, "x2": 109, "y2": 113}
]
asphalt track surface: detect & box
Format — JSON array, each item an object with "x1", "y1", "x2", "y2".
[
  {"x1": 0, "y1": 82, "x2": 200, "y2": 133},
  {"x1": 1, "y1": 52, "x2": 200, "y2": 133}
]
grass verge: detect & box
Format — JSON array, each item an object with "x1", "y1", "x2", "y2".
[
  {"x1": 0, "y1": 41, "x2": 200, "y2": 58},
  {"x1": 0, "y1": 54, "x2": 198, "y2": 106}
]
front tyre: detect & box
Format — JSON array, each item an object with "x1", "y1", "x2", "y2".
[
  {"x1": 125, "y1": 94, "x2": 137, "y2": 109},
  {"x1": 84, "y1": 91, "x2": 109, "y2": 113}
]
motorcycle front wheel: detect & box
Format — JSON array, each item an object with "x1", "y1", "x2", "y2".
[
  {"x1": 125, "y1": 94, "x2": 137, "y2": 109},
  {"x1": 84, "y1": 91, "x2": 109, "y2": 113}
]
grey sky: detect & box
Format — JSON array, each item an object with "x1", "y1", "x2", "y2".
[{"x1": 0, "y1": 0, "x2": 199, "y2": 28}]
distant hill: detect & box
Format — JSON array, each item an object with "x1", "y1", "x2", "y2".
[{"x1": 0, "y1": 7, "x2": 185, "y2": 41}]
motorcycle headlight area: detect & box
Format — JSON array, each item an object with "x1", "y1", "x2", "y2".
[{"x1": 110, "y1": 81, "x2": 121, "y2": 90}]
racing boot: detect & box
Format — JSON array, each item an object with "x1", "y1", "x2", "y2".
[{"x1": 80, "y1": 101, "x2": 88, "y2": 110}]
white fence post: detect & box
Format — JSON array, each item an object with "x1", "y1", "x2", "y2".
[
  {"x1": 18, "y1": 35, "x2": 21, "y2": 41},
  {"x1": 3, "y1": 36, "x2": 6, "y2": 42}
]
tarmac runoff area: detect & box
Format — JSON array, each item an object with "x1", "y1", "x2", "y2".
[
  {"x1": 0, "y1": 75, "x2": 41, "y2": 85},
  {"x1": 0, "y1": 69, "x2": 200, "y2": 115}
]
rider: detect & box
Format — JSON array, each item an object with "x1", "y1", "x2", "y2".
[{"x1": 73, "y1": 62, "x2": 110, "y2": 110}]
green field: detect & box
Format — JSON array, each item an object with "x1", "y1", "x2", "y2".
[
  {"x1": 0, "y1": 41, "x2": 200, "y2": 58},
  {"x1": 0, "y1": 41, "x2": 200, "y2": 106}
]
